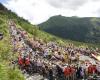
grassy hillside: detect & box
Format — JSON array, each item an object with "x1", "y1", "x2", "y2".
[
  {"x1": 39, "y1": 15, "x2": 100, "y2": 43},
  {"x1": 0, "y1": 3, "x2": 24, "y2": 80},
  {"x1": 2, "y1": 5, "x2": 99, "y2": 48},
  {"x1": 1, "y1": 3, "x2": 100, "y2": 48},
  {"x1": 15, "y1": 16, "x2": 100, "y2": 48}
]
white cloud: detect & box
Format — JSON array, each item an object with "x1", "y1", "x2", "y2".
[
  {"x1": 75, "y1": 0, "x2": 100, "y2": 17},
  {"x1": 3, "y1": 0, "x2": 100, "y2": 24},
  {"x1": 46, "y1": 0, "x2": 88, "y2": 10}
]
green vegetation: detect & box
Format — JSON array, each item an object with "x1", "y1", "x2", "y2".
[
  {"x1": 39, "y1": 15, "x2": 100, "y2": 44},
  {"x1": 1, "y1": 3, "x2": 100, "y2": 48},
  {"x1": 0, "y1": 3, "x2": 24, "y2": 80},
  {"x1": 16, "y1": 15, "x2": 100, "y2": 48},
  {"x1": 1, "y1": 4, "x2": 98, "y2": 48}
]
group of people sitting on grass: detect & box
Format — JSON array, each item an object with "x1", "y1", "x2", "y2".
[{"x1": 9, "y1": 21, "x2": 100, "y2": 80}]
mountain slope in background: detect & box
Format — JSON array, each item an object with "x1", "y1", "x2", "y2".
[{"x1": 39, "y1": 15, "x2": 100, "y2": 43}]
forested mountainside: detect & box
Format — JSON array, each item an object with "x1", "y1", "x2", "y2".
[{"x1": 39, "y1": 15, "x2": 100, "y2": 43}]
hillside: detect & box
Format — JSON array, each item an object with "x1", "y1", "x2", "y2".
[
  {"x1": 0, "y1": 3, "x2": 100, "y2": 49},
  {"x1": 39, "y1": 15, "x2": 100, "y2": 43},
  {"x1": 0, "y1": 3, "x2": 24, "y2": 80},
  {"x1": 1, "y1": 2, "x2": 100, "y2": 80}
]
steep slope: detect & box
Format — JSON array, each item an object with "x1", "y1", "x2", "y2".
[
  {"x1": 1, "y1": 5, "x2": 99, "y2": 48},
  {"x1": 0, "y1": 3, "x2": 24, "y2": 80},
  {"x1": 0, "y1": 3, "x2": 100, "y2": 49},
  {"x1": 39, "y1": 15, "x2": 100, "y2": 43}
]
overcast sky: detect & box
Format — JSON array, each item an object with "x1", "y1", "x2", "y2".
[{"x1": 1, "y1": 0, "x2": 100, "y2": 24}]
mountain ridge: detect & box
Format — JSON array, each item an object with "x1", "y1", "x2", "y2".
[{"x1": 39, "y1": 15, "x2": 100, "y2": 43}]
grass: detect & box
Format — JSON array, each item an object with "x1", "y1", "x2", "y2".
[{"x1": 0, "y1": 14, "x2": 24, "y2": 80}]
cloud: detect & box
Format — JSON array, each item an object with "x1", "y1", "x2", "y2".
[
  {"x1": 4, "y1": 0, "x2": 50, "y2": 24},
  {"x1": 46, "y1": 0, "x2": 88, "y2": 10},
  {"x1": 75, "y1": 0, "x2": 100, "y2": 17},
  {"x1": 3, "y1": 0, "x2": 100, "y2": 24},
  {"x1": 96, "y1": 9, "x2": 100, "y2": 16}
]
